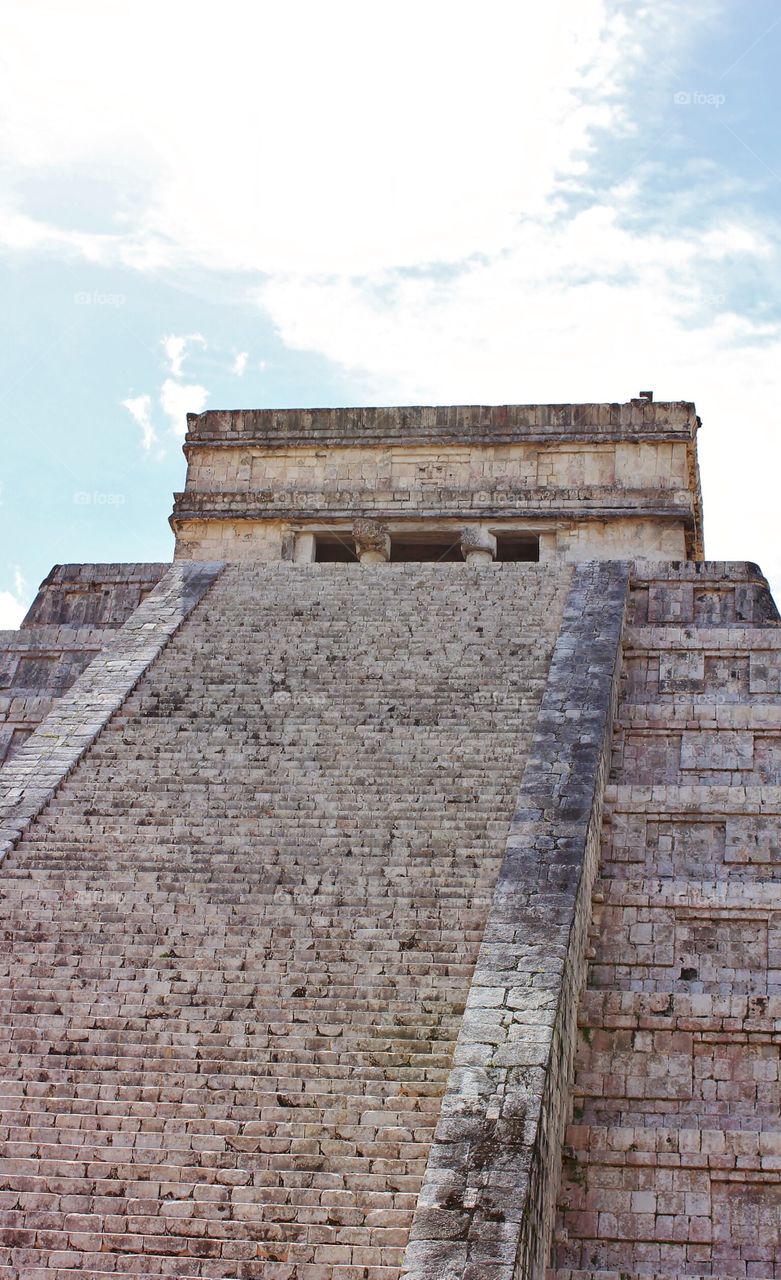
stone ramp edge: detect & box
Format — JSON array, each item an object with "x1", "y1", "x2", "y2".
[
  {"x1": 0, "y1": 562, "x2": 224, "y2": 861},
  {"x1": 401, "y1": 559, "x2": 630, "y2": 1280}
]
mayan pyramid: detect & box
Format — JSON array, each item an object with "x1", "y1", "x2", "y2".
[{"x1": 1, "y1": 399, "x2": 779, "y2": 1278}]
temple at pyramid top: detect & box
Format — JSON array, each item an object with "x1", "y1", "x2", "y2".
[
  {"x1": 7, "y1": 388, "x2": 781, "y2": 1278},
  {"x1": 171, "y1": 397, "x2": 704, "y2": 564}
]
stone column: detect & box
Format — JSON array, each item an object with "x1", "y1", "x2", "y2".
[
  {"x1": 353, "y1": 520, "x2": 391, "y2": 565},
  {"x1": 293, "y1": 532, "x2": 316, "y2": 563},
  {"x1": 460, "y1": 525, "x2": 497, "y2": 567}
]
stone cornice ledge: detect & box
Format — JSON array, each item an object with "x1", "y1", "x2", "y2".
[
  {"x1": 184, "y1": 401, "x2": 698, "y2": 446},
  {"x1": 401, "y1": 560, "x2": 630, "y2": 1280},
  {"x1": 0, "y1": 562, "x2": 223, "y2": 861}
]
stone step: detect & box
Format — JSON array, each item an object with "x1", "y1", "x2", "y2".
[
  {"x1": 0, "y1": 1242, "x2": 406, "y2": 1277},
  {"x1": 0, "y1": 1261, "x2": 405, "y2": 1279},
  {"x1": 2, "y1": 562, "x2": 571, "y2": 1273}
]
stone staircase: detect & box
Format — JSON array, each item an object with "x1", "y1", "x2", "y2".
[
  {"x1": 0, "y1": 561, "x2": 569, "y2": 1279},
  {"x1": 550, "y1": 563, "x2": 781, "y2": 1280}
]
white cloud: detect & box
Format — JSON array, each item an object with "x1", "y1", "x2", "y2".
[
  {"x1": 0, "y1": 593, "x2": 26, "y2": 629},
  {"x1": 0, "y1": 1, "x2": 643, "y2": 275},
  {"x1": 4, "y1": 0, "x2": 781, "y2": 598},
  {"x1": 122, "y1": 393, "x2": 160, "y2": 452},
  {"x1": 125, "y1": 340, "x2": 210, "y2": 447},
  {"x1": 0, "y1": 567, "x2": 29, "y2": 629},
  {"x1": 258, "y1": 203, "x2": 774, "y2": 404},
  {"x1": 232, "y1": 351, "x2": 248, "y2": 376},
  {"x1": 160, "y1": 378, "x2": 208, "y2": 437},
  {"x1": 124, "y1": 377, "x2": 208, "y2": 447},
  {"x1": 162, "y1": 333, "x2": 206, "y2": 378}
]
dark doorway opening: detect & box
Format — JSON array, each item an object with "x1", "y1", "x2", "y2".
[
  {"x1": 390, "y1": 533, "x2": 462, "y2": 562},
  {"x1": 495, "y1": 533, "x2": 540, "y2": 562},
  {"x1": 314, "y1": 533, "x2": 357, "y2": 562}
]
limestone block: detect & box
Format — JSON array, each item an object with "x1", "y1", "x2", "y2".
[
  {"x1": 552, "y1": 559, "x2": 781, "y2": 1279},
  {"x1": 293, "y1": 531, "x2": 316, "y2": 563}
]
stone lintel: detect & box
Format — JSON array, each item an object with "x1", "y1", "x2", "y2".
[{"x1": 400, "y1": 560, "x2": 630, "y2": 1280}]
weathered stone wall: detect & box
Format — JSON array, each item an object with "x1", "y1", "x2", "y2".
[
  {"x1": 173, "y1": 514, "x2": 687, "y2": 567},
  {"x1": 171, "y1": 402, "x2": 702, "y2": 565},
  {"x1": 0, "y1": 564, "x2": 169, "y2": 762},
  {"x1": 560, "y1": 520, "x2": 685, "y2": 563},
  {"x1": 0, "y1": 563, "x2": 222, "y2": 859},
  {"x1": 181, "y1": 441, "x2": 690, "y2": 498},
  {"x1": 182, "y1": 402, "x2": 699, "y2": 446},
  {"x1": 21, "y1": 564, "x2": 170, "y2": 628},
  {"x1": 550, "y1": 561, "x2": 781, "y2": 1279},
  {"x1": 174, "y1": 517, "x2": 286, "y2": 564}
]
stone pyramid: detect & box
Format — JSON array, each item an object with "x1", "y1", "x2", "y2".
[{"x1": 1, "y1": 401, "x2": 778, "y2": 1278}]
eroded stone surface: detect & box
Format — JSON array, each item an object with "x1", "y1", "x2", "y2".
[
  {"x1": 353, "y1": 519, "x2": 391, "y2": 563},
  {"x1": 0, "y1": 564, "x2": 169, "y2": 763},
  {"x1": 171, "y1": 402, "x2": 702, "y2": 564},
  {"x1": 402, "y1": 561, "x2": 628, "y2": 1280},
  {"x1": 550, "y1": 561, "x2": 781, "y2": 1280},
  {"x1": 0, "y1": 563, "x2": 222, "y2": 858},
  {"x1": 3, "y1": 398, "x2": 780, "y2": 1280},
  {"x1": 0, "y1": 562, "x2": 568, "y2": 1278}
]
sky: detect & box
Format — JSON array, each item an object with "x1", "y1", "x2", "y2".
[{"x1": 1, "y1": 0, "x2": 780, "y2": 624}]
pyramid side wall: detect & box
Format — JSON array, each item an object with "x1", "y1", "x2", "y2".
[{"x1": 551, "y1": 561, "x2": 781, "y2": 1279}]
